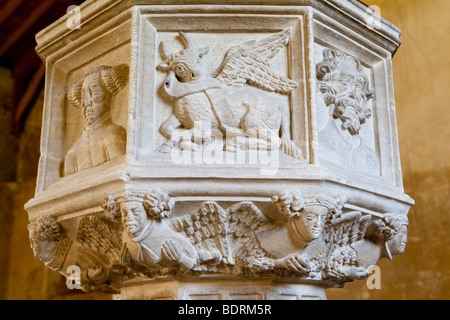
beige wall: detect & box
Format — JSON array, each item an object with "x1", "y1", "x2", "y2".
[
  {"x1": 327, "y1": 0, "x2": 450, "y2": 300},
  {"x1": 1, "y1": 0, "x2": 448, "y2": 300}
]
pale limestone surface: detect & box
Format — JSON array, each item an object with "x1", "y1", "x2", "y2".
[{"x1": 25, "y1": 0, "x2": 413, "y2": 300}]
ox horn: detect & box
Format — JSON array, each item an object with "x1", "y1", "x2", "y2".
[
  {"x1": 159, "y1": 41, "x2": 172, "y2": 60},
  {"x1": 179, "y1": 31, "x2": 196, "y2": 49}
]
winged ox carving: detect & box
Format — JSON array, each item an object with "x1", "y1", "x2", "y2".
[{"x1": 157, "y1": 30, "x2": 303, "y2": 160}]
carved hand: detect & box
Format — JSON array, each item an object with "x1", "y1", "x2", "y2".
[
  {"x1": 281, "y1": 253, "x2": 311, "y2": 274},
  {"x1": 162, "y1": 239, "x2": 183, "y2": 263},
  {"x1": 198, "y1": 249, "x2": 222, "y2": 264},
  {"x1": 326, "y1": 266, "x2": 368, "y2": 280},
  {"x1": 162, "y1": 239, "x2": 197, "y2": 270},
  {"x1": 346, "y1": 267, "x2": 370, "y2": 280}
]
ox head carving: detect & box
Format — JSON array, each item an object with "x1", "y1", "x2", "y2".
[{"x1": 157, "y1": 32, "x2": 210, "y2": 84}]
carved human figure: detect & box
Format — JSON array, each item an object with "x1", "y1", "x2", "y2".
[
  {"x1": 63, "y1": 64, "x2": 129, "y2": 176},
  {"x1": 353, "y1": 213, "x2": 409, "y2": 268},
  {"x1": 104, "y1": 191, "x2": 199, "y2": 271},
  {"x1": 316, "y1": 49, "x2": 379, "y2": 174},
  {"x1": 28, "y1": 215, "x2": 128, "y2": 292},
  {"x1": 157, "y1": 30, "x2": 303, "y2": 160},
  {"x1": 255, "y1": 193, "x2": 341, "y2": 275}
]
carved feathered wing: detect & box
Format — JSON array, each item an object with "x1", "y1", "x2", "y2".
[
  {"x1": 226, "y1": 202, "x2": 273, "y2": 272},
  {"x1": 226, "y1": 202, "x2": 268, "y2": 239},
  {"x1": 171, "y1": 202, "x2": 233, "y2": 268},
  {"x1": 74, "y1": 217, "x2": 131, "y2": 293},
  {"x1": 77, "y1": 216, "x2": 123, "y2": 264},
  {"x1": 321, "y1": 211, "x2": 372, "y2": 281},
  {"x1": 213, "y1": 29, "x2": 298, "y2": 94},
  {"x1": 324, "y1": 211, "x2": 371, "y2": 249},
  {"x1": 171, "y1": 201, "x2": 270, "y2": 270}
]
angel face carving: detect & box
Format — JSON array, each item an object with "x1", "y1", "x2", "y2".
[
  {"x1": 114, "y1": 192, "x2": 175, "y2": 238},
  {"x1": 104, "y1": 192, "x2": 200, "y2": 271},
  {"x1": 27, "y1": 217, "x2": 73, "y2": 273},
  {"x1": 156, "y1": 31, "x2": 303, "y2": 160},
  {"x1": 272, "y1": 193, "x2": 328, "y2": 242},
  {"x1": 388, "y1": 224, "x2": 408, "y2": 256},
  {"x1": 271, "y1": 192, "x2": 344, "y2": 248},
  {"x1": 28, "y1": 217, "x2": 64, "y2": 261},
  {"x1": 292, "y1": 206, "x2": 327, "y2": 242},
  {"x1": 120, "y1": 201, "x2": 149, "y2": 237},
  {"x1": 63, "y1": 64, "x2": 129, "y2": 176},
  {"x1": 376, "y1": 214, "x2": 409, "y2": 258}
]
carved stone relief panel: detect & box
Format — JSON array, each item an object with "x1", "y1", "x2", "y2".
[
  {"x1": 63, "y1": 64, "x2": 129, "y2": 176},
  {"x1": 27, "y1": 0, "x2": 413, "y2": 300},
  {"x1": 311, "y1": 15, "x2": 404, "y2": 186},
  {"x1": 315, "y1": 44, "x2": 379, "y2": 176},
  {"x1": 35, "y1": 17, "x2": 132, "y2": 190},
  {"x1": 28, "y1": 189, "x2": 409, "y2": 294},
  {"x1": 134, "y1": 13, "x2": 311, "y2": 164},
  {"x1": 156, "y1": 30, "x2": 301, "y2": 160}
]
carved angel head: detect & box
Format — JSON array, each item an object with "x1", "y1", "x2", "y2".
[
  {"x1": 103, "y1": 191, "x2": 174, "y2": 238},
  {"x1": 157, "y1": 32, "x2": 210, "y2": 84},
  {"x1": 367, "y1": 214, "x2": 409, "y2": 258},
  {"x1": 287, "y1": 195, "x2": 345, "y2": 245},
  {"x1": 316, "y1": 49, "x2": 375, "y2": 136},
  {"x1": 68, "y1": 64, "x2": 129, "y2": 126},
  {"x1": 383, "y1": 214, "x2": 409, "y2": 256}
]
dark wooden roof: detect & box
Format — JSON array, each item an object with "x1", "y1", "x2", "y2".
[{"x1": 0, "y1": 0, "x2": 85, "y2": 133}]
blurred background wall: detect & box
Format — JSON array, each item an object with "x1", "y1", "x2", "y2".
[
  {"x1": 0, "y1": 0, "x2": 111, "y2": 300},
  {"x1": 0, "y1": 0, "x2": 448, "y2": 300},
  {"x1": 327, "y1": 0, "x2": 450, "y2": 300}
]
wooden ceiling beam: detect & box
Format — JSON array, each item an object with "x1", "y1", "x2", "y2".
[
  {"x1": 0, "y1": 0, "x2": 25, "y2": 26},
  {"x1": 0, "y1": 0, "x2": 57, "y2": 57},
  {"x1": 13, "y1": 47, "x2": 42, "y2": 79},
  {"x1": 2, "y1": 0, "x2": 86, "y2": 134},
  {"x1": 57, "y1": 0, "x2": 85, "y2": 6},
  {"x1": 13, "y1": 63, "x2": 45, "y2": 124}
]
